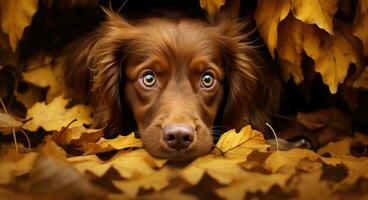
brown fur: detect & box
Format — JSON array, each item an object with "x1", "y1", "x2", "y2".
[{"x1": 64, "y1": 4, "x2": 280, "y2": 159}]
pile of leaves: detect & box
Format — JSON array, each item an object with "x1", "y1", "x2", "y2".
[{"x1": 0, "y1": 0, "x2": 368, "y2": 199}]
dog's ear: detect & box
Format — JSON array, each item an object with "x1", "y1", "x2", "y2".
[
  {"x1": 64, "y1": 9, "x2": 137, "y2": 136},
  {"x1": 212, "y1": 1, "x2": 281, "y2": 132}
]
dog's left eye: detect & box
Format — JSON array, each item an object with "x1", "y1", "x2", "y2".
[
  {"x1": 141, "y1": 71, "x2": 156, "y2": 88},
  {"x1": 201, "y1": 72, "x2": 215, "y2": 88}
]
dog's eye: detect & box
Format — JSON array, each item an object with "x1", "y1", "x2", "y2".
[
  {"x1": 201, "y1": 72, "x2": 215, "y2": 88},
  {"x1": 141, "y1": 71, "x2": 156, "y2": 87}
]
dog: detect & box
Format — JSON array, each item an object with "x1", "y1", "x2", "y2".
[{"x1": 64, "y1": 1, "x2": 280, "y2": 160}]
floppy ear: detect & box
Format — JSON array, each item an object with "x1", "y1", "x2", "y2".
[
  {"x1": 64, "y1": 10, "x2": 137, "y2": 136},
  {"x1": 213, "y1": 1, "x2": 281, "y2": 132}
]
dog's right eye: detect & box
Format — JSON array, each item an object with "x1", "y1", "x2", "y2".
[{"x1": 140, "y1": 71, "x2": 156, "y2": 88}]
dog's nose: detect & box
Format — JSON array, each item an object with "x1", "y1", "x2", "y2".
[{"x1": 162, "y1": 125, "x2": 194, "y2": 151}]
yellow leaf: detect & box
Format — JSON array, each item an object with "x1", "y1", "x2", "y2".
[
  {"x1": 317, "y1": 137, "x2": 353, "y2": 157},
  {"x1": 292, "y1": 0, "x2": 338, "y2": 34},
  {"x1": 0, "y1": 150, "x2": 37, "y2": 184},
  {"x1": 353, "y1": 0, "x2": 368, "y2": 56},
  {"x1": 0, "y1": 112, "x2": 23, "y2": 135},
  {"x1": 255, "y1": 0, "x2": 290, "y2": 58},
  {"x1": 0, "y1": 0, "x2": 38, "y2": 51},
  {"x1": 215, "y1": 172, "x2": 289, "y2": 200},
  {"x1": 108, "y1": 188, "x2": 198, "y2": 200},
  {"x1": 264, "y1": 148, "x2": 320, "y2": 174},
  {"x1": 214, "y1": 125, "x2": 269, "y2": 159},
  {"x1": 82, "y1": 132, "x2": 142, "y2": 154},
  {"x1": 113, "y1": 167, "x2": 175, "y2": 197},
  {"x1": 353, "y1": 66, "x2": 368, "y2": 89},
  {"x1": 23, "y1": 96, "x2": 92, "y2": 132},
  {"x1": 15, "y1": 83, "x2": 44, "y2": 108},
  {"x1": 52, "y1": 126, "x2": 104, "y2": 147},
  {"x1": 277, "y1": 14, "x2": 305, "y2": 84},
  {"x1": 179, "y1": 155, "x2": 244, "y2": 185},
  {"x1": 199, "y1": 0, "x2": 225, "y2": 17},
  {"x1": 303, "y1": 24, "x2": 363, "y2": 94}
]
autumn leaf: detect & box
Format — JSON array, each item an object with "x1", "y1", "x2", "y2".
[
  {"x1": 0, "y1": 0, "x2": 38, "y2": 51},
  {"x1": 199, "y1": 0, "x2": 225, "y2": 18},
  {"x1": 213, "y1": 125, "x2": 270, "y2": 159},
  {"x1": 303, "y1": 23, "x2": 363, "y2": 94},
  {"x1": 23, "y1": 96, "x2": 92, "y2": 132},
  {"x1": 353, "y1": 66, "x2": 368, "y2": 89},
  {"x1": 15, "y1": 83, "x2": 45, "y2": 108},
  {"x1": 317, "y1": 138, "x2": 353, "y2": 157},
  {"x1": 82, "y1": 132, "x2": 142, "y2": 154},
  {"x1": 179, "y1": 155, "x2": 245, "y2": 185},
  {"x1": 277, "y1": 14, "x2": 305, "y2": 84},
  {"x1": 113, "y1": 167, "x2": 175, "y2": 197},
  {"x1": 215, "y1": 172, "x2": 290, "y2": 200},
  {"x1": 254, "y1": 0, "x2": 290, "y2": 58},
  {"x1": 291, "y1": 0, "x2": 338, "y2": 34},
  {"x1": 0, "y1": 112, "x2": 23, "y2": 135},
  {"x1": 52, "y1": 126, "x2": 104, "y2": 147}
]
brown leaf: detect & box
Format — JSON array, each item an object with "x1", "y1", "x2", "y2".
[
  {"x1": 353, "y1": 66, "x2": 368, "y2": 89},
  {"x1": 0, "y1": 111, "x2": 23, "y2": 135},
  {"x1": 353, "y1": 0, "x2": 368, "y2": 56},
  {"x1": 52, "y1": 126, "x2": 104, "y2": 147}
]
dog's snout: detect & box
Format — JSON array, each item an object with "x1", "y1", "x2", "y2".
[{"x1": 162, "y1": 125, "x2": 194, "y2": 151}]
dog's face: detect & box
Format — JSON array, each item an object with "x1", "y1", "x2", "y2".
[
  {"x1": 122, "y1": 19, "x2": 225, "y2": 159},
  {"x1": 65, "y1": 8, "x2": 280, "y2": 160}
]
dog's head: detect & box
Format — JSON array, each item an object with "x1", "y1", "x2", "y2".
[{"x1": 65, "y1": 3, "x2": 280, "y2": 160}]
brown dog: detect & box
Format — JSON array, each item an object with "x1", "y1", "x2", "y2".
[{"x1": 65, "y1": 2, "x2": 280, "y2": 160}]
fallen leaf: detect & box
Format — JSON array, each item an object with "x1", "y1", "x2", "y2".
[
  {"x1": 317, "y1": 138, "x2": 353, "y2": 157},
  {"x1": 353, "y1": 0, "x2": 368, "y2": 55},
  {"x1": 277, "y1": 14, "x2": 305, "y2": 84},
  {"x1": 52, "y1": 126, "x2": 104, "y2": 147},
  {"x1": 213, "y1": 125, "x2": 270, "y2": 159},
  {"x1": 199, "y1": 0, "x2": 225, "y2": 18},
  {"x1": 292, "y1": 0, "x2": 338, "y2": 34},
  {"x1": 255, "y1": 0, "x2": 290, "y2": 58},
  {"x1": 108, "y1": 188, "x2": 198, "y2": 200},
  {"x1": 179, "y1": 155, "x2": 244, "y2": 185},
  {"x1": 23, "y1": 96, "x2": 92, "y2": 132},
  {"x1": 113, "y1": 167, "x2": 175, "y2": 197},
  {"x1": 353, "y1": 66, "x2": 368, "y2": 89},
  {"x1": 215, "y1": 172, "x2": 290, "y2": 200},
  {"x1": 0, "y1": 112, "x2": 23, "y2": 134},
  {"x1": 264, "y1": 148, "x2": 320, "y2": 174},
  {"x1": 82, "y1": 132, "x2": 142, "y2": 154},
  {"x1": 15, "y1": 83, "x2": 45, "y2": 108},
  {"x1": 0, "y1": 0, "x2": 38, "y2": 51},
  {"x1": 303, "y1": 23, "x2": 363, "y2": 94}
]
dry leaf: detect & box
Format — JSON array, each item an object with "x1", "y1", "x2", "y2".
[
  {"x1": 52, "y1": 126, "x2": 104, "y2": 147},
  {"x1": 0, "y1": 0, "x2": 38, "y2": 51},
  {"x1": 353, "y1": 66, "x2": 368, "y2": 89},
  {"x1": 15, "y1": 83, "x2": 45, "y2": 108},
  {"x1": 317, "y1": 138, "x2": 353, "y2": 157},
  {"x1": 108, "y1": 188, "x2": 198, "y2": 200},
  {"x1": 179, "y1": 155, "x2": 244, "y2": 185},
  {"x1": 292, "y1": 0, "x2": 338, "y2": 34},
  {"x1": 353, "y1": 0, "x2": 368, "y2": 56},
  {"x1": 213, "y1": 125, "x2": 269, "y2": 159},
  {"x1": 215, "y1": 172, "x2": 290, "y2": 200},
  {"x1": 199, "y1": 0, "x2": 225, "y2": 18},
  {"x1": 264, "y1": 148, "x2": 320, "y2": 174},
  {"x1": 303, "y1": 24, "x2": 363, "y2": 94},
  {"x1": 82, "y1": 133, "x2": 142, "y2": 154},
  {"x1": 277, "y1": 14, "x2": 305, "y2": 84},
  {"x1": 255, "y1": 0, "x2": 290, "y2": 58},
  {"x1": 0, "y1": 112, "x2": 23, "y2": 134},
  {"x1": 112, "y1": 167, "x2": 175, "y2": 197},
  {"x1": 23, "y1": 96, "x2": 92, "y2": 132}
]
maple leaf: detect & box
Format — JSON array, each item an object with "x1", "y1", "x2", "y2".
[
  {"x1": 0, "y1": 0, "x2": 38, "y2": 52},
  {"x1": 254, "y1": 0, "x2": 290, "y2": 58},
  {"x1": 277, "y1": 15, "x2": 305, "y2": 84},
  {"x1": 213, "y1": 125, "x2": 270, "y2": 159},
  {"x1": 292, "y1": 0, "x2": 338, "y2": 35},
  {"x1": 353, "y1": 0, "x2": 368, "y2": 56},
  {"x1": 303, "y1": 23, "x2": 363, "y2": 94},
  {"x1": 82, "y1": 132, "x2": 142, "y2": 154},
  {"x1": 179, "y1": 155, "x2": 245, "y2": 185},
  {"x1": 0, "y1": 112, "x2": 23, "y2": 135},
  {"x1": 215, "y1": 172, "x2": 290, "y2": 200},
  {"x1": 199, "y1": 0, "x2": 225, "y2": 18},
  {"x1": 317, "y1": 138, "x2": 353, "y2": 157},
  {"x1": 264, "y1": 148, "x2": 320, "y2": 174},
  {"x1": 52, "y1": 126, "x2": 104, "y2": 147},
  {"x1": 113, "y1": 167, "x2": 175, "y2": 197},
  {"x1": 23, "y1": 96, "x2": 92, "y2": 132}
]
